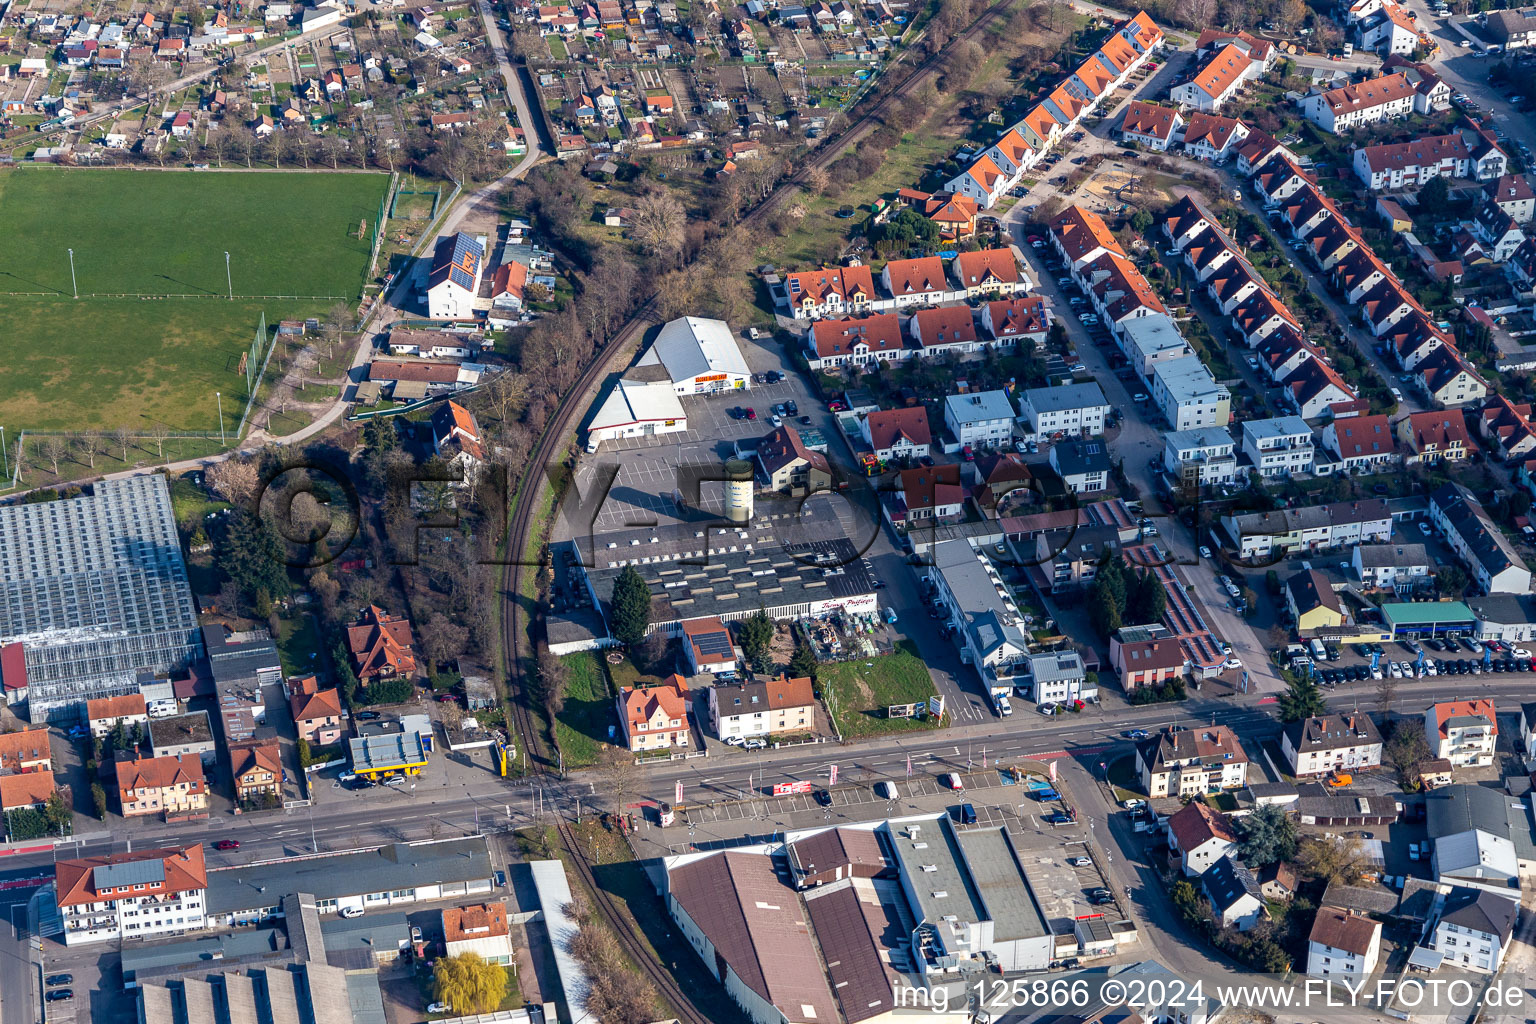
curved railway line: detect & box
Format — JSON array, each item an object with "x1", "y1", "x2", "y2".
[{"x1": 499, "y1": 3, "x2": 1023, "y2": 1019}]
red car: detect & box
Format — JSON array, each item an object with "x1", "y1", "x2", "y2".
[
  {"x1": 437, "y1": 693, "x2": 459, "y2": 703},
  {"x1": 214, "y1": 840, "x2": 240, "y2": 851},
  {"x1": 745, "y1": 407, "x2": 757, "y2": 420}
]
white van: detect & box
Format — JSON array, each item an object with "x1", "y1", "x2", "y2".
[
  {"x1": 874, "y1": 781, "x2": 899, "y2": 800},
  {"x1": 995, "y1": 694, "x2": 1013, "y2": 717},
  {"x1": 942, "y1": 773, "x2": 964, "y2": 791}
]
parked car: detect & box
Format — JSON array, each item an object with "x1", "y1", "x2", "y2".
[
  {"x1": 45, "y1": 975, "x2": 72, "y2": 987},
  {"x1": 383, "y1": 775, "x2": 406, "y2": 787},
  {"x1": 942, "y1": 773, "x2": 964, "y2": 791},
  {"x1": 814, "y1": 789, "x2": 832, "y2": 806},
  {"x1": 1067, "y1": 856, "x2": 1091, "y2": 866},
  {"x1": 355, "y1": 711, "x2": 382, "y2": 721},
  {"x1": 45, "y1": 990, "x2": 72, "y2": 1003},
  {"x1": 339, "y1": 907, "x2": 364, "y2": 919}
]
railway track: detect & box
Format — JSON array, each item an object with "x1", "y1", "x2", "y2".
[{"x1": 498, "y1": 3, "x2": 1021, "y2": 1020}]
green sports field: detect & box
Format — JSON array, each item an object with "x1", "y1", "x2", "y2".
[{"x1": 0, "y1": 168, "x2": 390, "y2": 432}]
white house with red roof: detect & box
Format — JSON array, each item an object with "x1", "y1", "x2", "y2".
[
  {"x1": 861, "y1": 407, "x2": 932, "y2": 461},
  {"x1": 432, "y1": 400, "x2": 485, "y2": 482},
  {"x1": 55, "y1": 845, "x2": 208, "y2": 945},
  {"x1": 1425, "y1": 699, "x2": 1497, "y2": 767},
  {"x1": 1167, "y1": 801, "x2": 1239, "y2": 876}
]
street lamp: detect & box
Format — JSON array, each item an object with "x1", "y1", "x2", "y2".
[
  {"x1": 225, "y1": 251, "x2": 233, "y2": 300},
  {"x1": 67, "y1": 248, "x2": 77, "y2": 299}
]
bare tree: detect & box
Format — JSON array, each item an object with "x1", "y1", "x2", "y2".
[
  {"x1": 206, "y1": 127, "x2": 229, "y2": 168},
  {"x1": 268, "y1": 130, "x2": 288, "y2": 169},
  {"x1": 293, "y1": 131, "x2": 312, "y2": 168},
  {"x1": 485, "y1": 372, "x2": 530, "y2": 424},
  {"x1": 42, "y1": 435, "x2": 66, "y2": 476},
  {"x1": 148, "y1": 422, "x2": 170, "y2": 460},
  {"x1": 236, "y1": 130, "x2": 254, "y2": 168},
  {"x1": 76, "y1": 434, "x2": 97, "y2": 470},
  {"x1": 112, "y1": 427, "x2": 132, "y2": 462},
  {"x1": 630, "y1": 189, "x2": 686, "y2": 266},
  {"x1": 322, "y1": 300, "x2": 351, "y2": 360},
  {"x1": 1178, "y1": 0, "x2": 1218, "y2": 27},
  {"x1": 206, "y1": 457, "x2": 261, "y2": 504}
]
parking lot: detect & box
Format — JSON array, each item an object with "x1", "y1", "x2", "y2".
[{"x1": 1304, "y1": 636, "x2": 1536, "y2": 688}]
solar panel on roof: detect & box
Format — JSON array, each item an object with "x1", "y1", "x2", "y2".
[
  {"x1": 94, "y1": 858, "x2": 165, "y2": 890},
  {"x1": 692, "y1": 630, "x2": 734, "y2": 655}
]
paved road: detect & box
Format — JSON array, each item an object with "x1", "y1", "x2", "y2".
[{"x1": 0, "y1": 888, "x2": 39, "y2": 1024}]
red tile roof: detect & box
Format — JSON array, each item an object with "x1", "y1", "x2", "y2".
[
  {"x1": 912, "y1": 306, "x2": 978, "y2": 347},
  {"x1": 1187, "y1": 45, "x2": 1252, "y2": 102},
  {"x1": 620, "y1": 674, "x2": 689, "y2": 731},
  {"x1": 0, "y1": 728, "x2": 52, "y2": 773},
  {"x1": 952, "y1": 247, "x2": 1020, "y2": 289},
  {"x1": 55, "y1": 845, "x2": 208, "y2": 908},
  {"x1": 0, "y1": 770, "x2": 55, "y2": 811},
  {"x1": 809, "y1": 314, "x2": 903, "y2": 359},
  {"x1": 116, "y1": 755, "x2": 205, "y2": 802},
  {"x1": 1428, "y1": 699, "x2": 1496, "y2": 739},
  {"x1": 864, "y1": 407, "x2": 932, "y2": 451},
  {"x1": 1330, "y1": 413, "x2": 1393, "y2": 459},
  {"x1": 345, "y1": 606, "x2": 417, "y2": 681},
  {"x1": 984, "y1": 296, "x2": 1047, "y2": 339},
  {"x1": 86, "y1": 693, "x2": 147, "y2": 723},
  {"x1": 1121, "y1": 100, "x2": 1179, "y2": 141},
  {"x1": 883, "y1": 256, "x2": 947, "y2": 296}
]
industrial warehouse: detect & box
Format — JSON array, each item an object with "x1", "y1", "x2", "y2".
[
  {"x1": 661, "y1": 814, "x2": 1134, "y2": 1024},
  {"x1": 586, "y1": 315, "x2": 752, "y2": 450}
]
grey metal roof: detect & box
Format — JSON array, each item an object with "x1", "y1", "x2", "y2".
[
  {"x1": 1023, "y1": 650, "x2": 1084, "y2": 684},
  {"x1": 1018, "y1": 382, "x2": 1109, "y2": 414},
  {"x1": 1241, "y1": 415, "x2": 1311, "y2": 442},
  {"x1": 953, "y1": 827, "x2": 1047, "y2": 941},
  {"x1": 1353, "y1": 543, "x2": 1430, "y2": 568},
  {"x1": 320, "y1": 911, "x2": 412, "y2": 969},
  {"x1": 121, "y1": 928, "x2": 291, "y2": 983},
  {"x1": 95, "y1": 858, "x2": 165, "y2": 889},
  {"x1": 1426, "y1": 784, "x2": 1511, "y2": 840},
  {"x1": 205, "y1": 839, "x2": 492, "y2": 917},
  {"x1": 585, "y1": 537, "x2": 877, "y2": 629},
  {"x1": 944, "y1": 390, "x2": 1016, "y2": 426},
  {"x1": 1164, "y1": 427, "x2": 1234, "y2": 454},
  {"x1": 885, "y1": 817, "x2": 987, "y2": 929},
  {"x1": 1466, "y1": 593, "x2": 1536, "y2": 626}
]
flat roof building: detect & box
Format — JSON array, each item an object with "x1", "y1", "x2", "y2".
[
  {"x1": 205, "y1": 838, "x2": 493, "y2": 926},
  {"x1": 0, "y1": 476, "x2": 203, "y2": 721}
]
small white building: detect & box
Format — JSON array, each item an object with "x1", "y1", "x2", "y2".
[
  {"x1": 587, "y1": 377, "x2": 688, "y2": 446},
  {"x1": 1162, "y1": 427, "x2": 1238, "y2": 487},
  {"x1": 943, "y1": 390, "x2": 1015, "y2": 449},
  {"x1": 1017, "y1": 650, "x2": 1093, "y2": 706},
  {"x1": 1152, "y1": 355, "x2": 1230, "y2": 431},
  {"x1": 1167, "y1": 802, "x2": 1238, "y2": 877},
  {"x1": 1425, "y1": 700, "x2": 1497, "y2": 767},
  {"x1": 1241, "y1": 416, "x2": 1314, "y2": 478},
  {"x1": 1351, "y1": 543, "x2": 1432, "y2": 592},
  {"x1": 441, "y1": 902, "x2": 514, "y2": 966},
  {"x1": 1016, "y1": 382, "x2": 1110, "y2": 438},
  {"x1": 425, "y1": 232, "x2": 484, "y2": 320},
  {"x1": 87, "y1": 693, "x2": 149, "y2": 739},
  {"x1": 1307, "y1": 907, "x2": 1382, "y2": 979},
  {"x1": 1432, "y1": 887, "x2": 1519, "y2": 974}
]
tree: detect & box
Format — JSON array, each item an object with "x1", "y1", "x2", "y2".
[
  {"x1": 1126, "y1": 569, "x2": 1166, "y2": 624},
  {"x1": 1277, "y1": 673, "x2": 1327, "y2": 723},
  {"x1": 1418, "y1": 175, "x2": 1450, "y2": 212},
  {"x1": 789, "y1": 642, "x2": 818, "y2": 681},
  {"x1": 1236, "y1": 804, "x2": 1298, "y2": 867},
  {"x1": 1088, "y1": 583, "x2": 1123, "y2": 637},
  {"x1": 207, "y1": 457, "x2": 261, "y2": 505},
  {"x1": 419, "y1": 614, "x2": 469, "y2": 672},
  {"x1": 738, "y1": 610, "x2": 775, "y2": 673},
  {"x1": 611, "y1": 566, "x2": 652, "y2": 647},
  {"x1": 1297, "y1": 835, "x2": 1366, "y2": 884},
  {"x1": 365, "y1": 677, "x2": 413, "y2": 705},
  {"x1": 1170, "y1": 879, "x2": 1206, "y2": 925},
  {"x1": 91, "y1": 782, "x2": 107, "y2": 819},
  {"x1": 535, "y1": 650, "x2": 570, "y2": 717},
  {"x1": 1129, "y1": 209, "x2": 1154, "y2": 234},
  {"x1": 1435, "y1": 565, "x2": 1469, "y2": 598},
  {"x1": 630, "y1": 189, "x2": 686, "y2": 265},
  {"x1": 41, "y1": 434, "x2": 66, "y2": 476},
  {"x1": 322, "y1": 300, "x2": 351, "y2": 360},
  {"x1": 215, "y1": 507, "x2": 291, "y2": 608},
  {"x1": 433, "y1": 953, "x2": 507, "y2": 1015},
  {"x1": 1384, "y1": 719, "x2": 1431, "y2": 789},
  {"x1": 43, "y1": 792, "x2": 71, "y2": 835}
]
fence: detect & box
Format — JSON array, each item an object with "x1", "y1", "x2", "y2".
[{"x1": 235, "y1": 311, "x2": 278, "y2": 441}]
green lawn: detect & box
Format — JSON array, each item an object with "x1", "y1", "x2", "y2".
[
  {"x1": 819, "y1": 639, "x2": 944, "y2": 738},
  {"x1": 554, "y1": 651, "x2": 616, "y2": 768},
  {"x1": 277, "y1": 613, "x2": 325, "y2": 678},
  {"x1": 0, "y1": 168, "x2": 389, "y2": 432}
]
